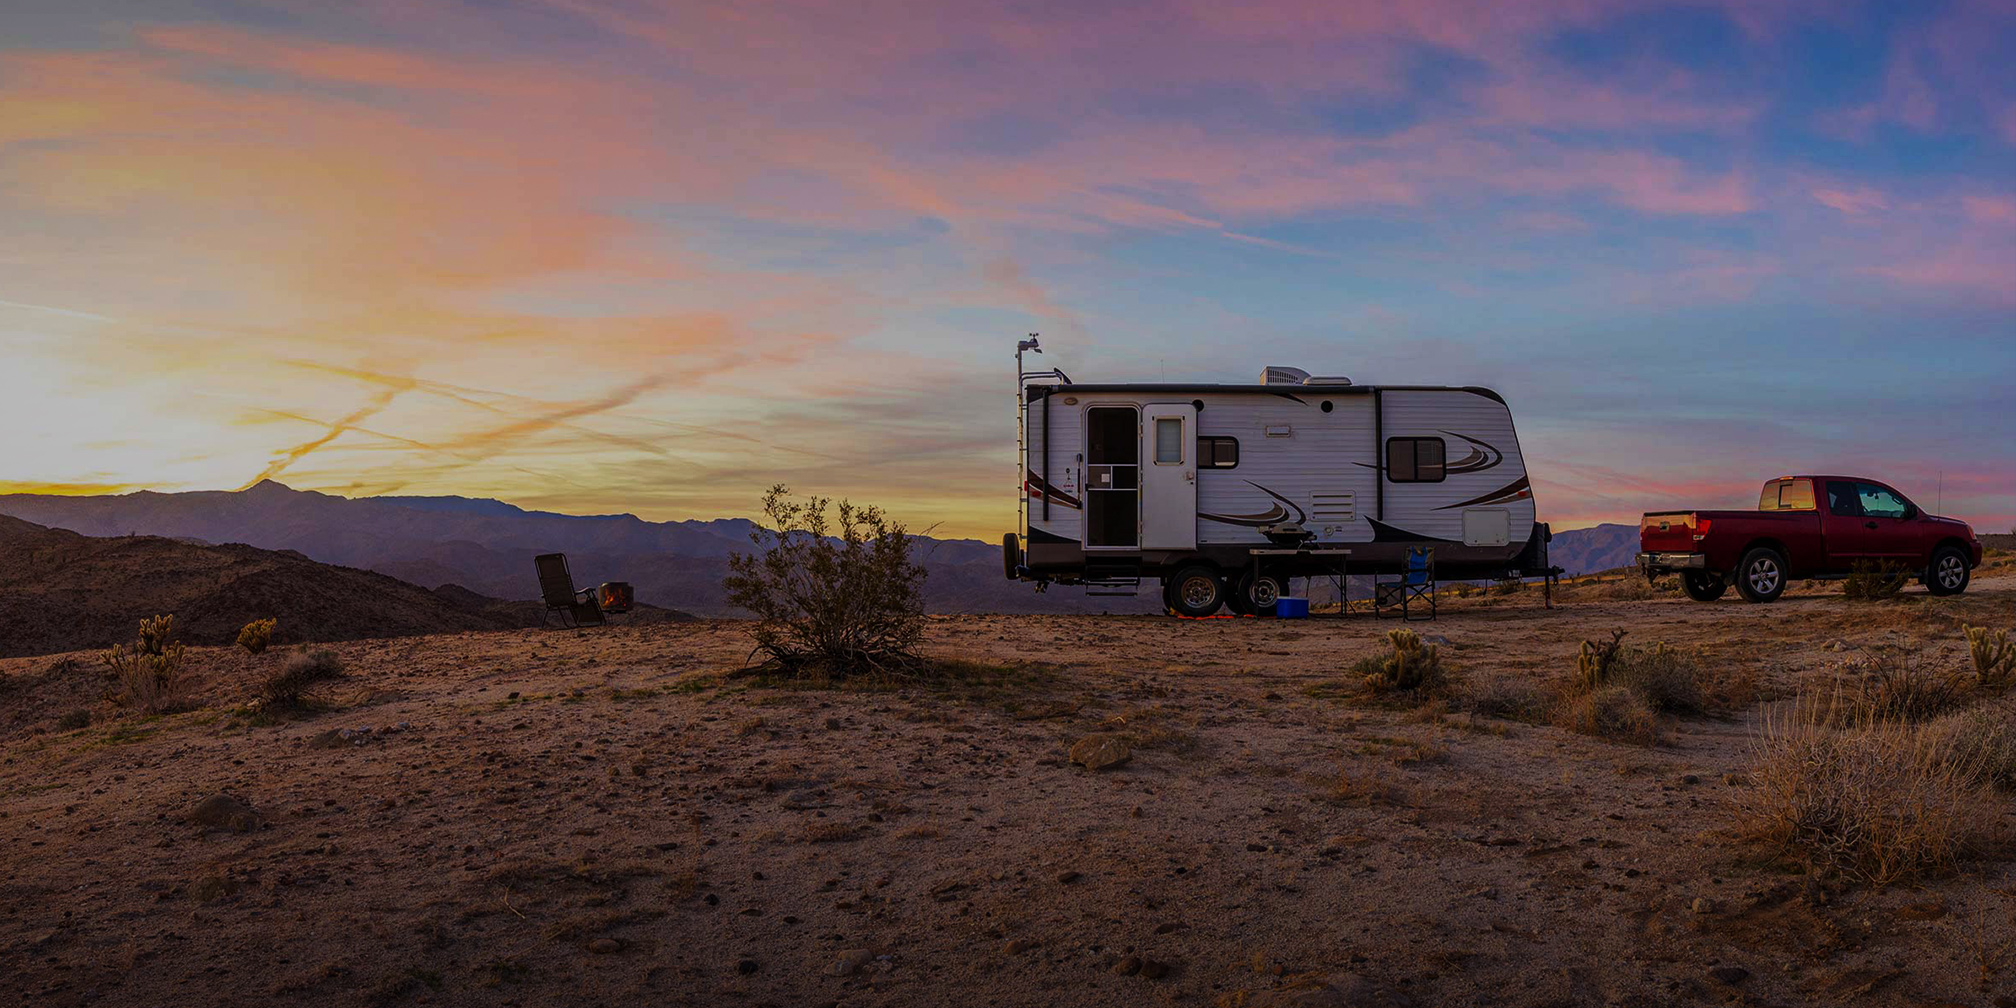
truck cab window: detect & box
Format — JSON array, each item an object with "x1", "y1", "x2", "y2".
[
  {"x1": 1758, "y1": 478, "x2": 1815, "y2": 511},
  {"x1": 1386, "y1": 437, "x2": 1445, "y2": 483},
  {"x1": 1856, "y1": 483, "x2": 1909, "y2": 519},
  {"x1": 1825, "y1": 481, "x2": 1863, "y2": 517}
]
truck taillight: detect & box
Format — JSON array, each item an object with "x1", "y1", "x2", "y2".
[{"x1": 1693, "y1": 517, "x2": 1711, "y2": 540}]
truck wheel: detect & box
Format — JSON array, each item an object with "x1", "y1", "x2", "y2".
[
  {"x1": 1167, "y1": 566, "x2": 1226, "y2": 618},
  {"x1": 1924, "y1": 545, "x2": 1970, "y2": 596},
  {"x1": 1734, "y1": 547, "x2": 1787, "y2": 604},
  {"x1": 1230, "y1": 571, "x2": 1286, "y2": 616},
  {"x1": 1681, "y1": 572, "x2": 1727, "y2": 602}
]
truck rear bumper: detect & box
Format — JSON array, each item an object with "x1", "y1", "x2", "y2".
[{"x1": 1637, "y1": 551, "x2": 1708, "y2": 572}]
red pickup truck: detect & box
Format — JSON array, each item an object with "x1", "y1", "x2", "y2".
[{"x1": 1638, "y1": 475, "x2": 1982, "y2": 603}]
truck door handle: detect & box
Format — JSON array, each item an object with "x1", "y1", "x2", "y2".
[{"x1": 1863, "y1": 521, "x2": 1879, "y2": 530}]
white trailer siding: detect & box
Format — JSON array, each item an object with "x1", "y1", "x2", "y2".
[{"x1": 1022, "y1": 385, "x2": 1532, "y2": 551}]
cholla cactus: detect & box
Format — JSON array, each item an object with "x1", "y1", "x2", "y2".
[
  {"x1": 1364, "y1": 628, "x2": 1441, "y2": 692},
  {"x1": 236, "y1": 618, "x2": 277, "y2": 655},
  {"x1": 104, "y1": 615, "x2": 190, "y2": 713},
  {"x1": 1577, "y1": 628, "x2": 1628, "y2": 691},
  {"x1": 1965, "y1": 625, "x2": 2014, "y2": 688}
]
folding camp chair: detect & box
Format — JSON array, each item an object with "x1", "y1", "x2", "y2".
[
  {"x1": 1375, "y1": 546, "x2": 1436, "y2": 621},
  {"x1": 534, "y1": 552, "x2": 605, "y2": 628}
]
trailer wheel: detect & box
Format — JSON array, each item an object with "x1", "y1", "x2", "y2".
[
  {"x1": 1001, "y1": 533, "x2": 1022, "y2": 580},
  {"x1": 1680, "y1": 571, "x2": 1726, "y2": 602},
  {"x1": 1230, "y1": 571, "x2": 1286, "y2": 615},
  {"x1": 1924, "y1": 545, "x2": 1970, "y2": 596},
  {"x1": 1167, "y1": 566, "x2": 1226, "y2": 618},
  {"x1": 1733, "y1": 547, "x2": 1787, "y2": 604}
]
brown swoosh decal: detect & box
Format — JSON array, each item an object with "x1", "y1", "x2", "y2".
[{"x1": 1434, "y1": 475, "x2": 1531, "y2": 510}]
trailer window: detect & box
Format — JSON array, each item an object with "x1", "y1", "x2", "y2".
[
  {"x1": 1198, "y1": 436, "x2": 1239, "y2": 468},
  {"x1": 1153, "y1": 417, "x2": 1183, "y2": 464},
  {"x1": 1386, "y1": 437, "x2": 1445, "y2": 483},
  {"x1": 1758, "y1": 478, "x2": 1815, "y2": 511}
]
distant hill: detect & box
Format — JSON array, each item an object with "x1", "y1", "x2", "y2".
[
  {"x1": 0, "y1": 482, "x2": 1153, "y2": 616},
  {"x1": 0, "y1": 515, "x2": 694, "y2": 658},
  {"x1": 0, "y1": 483, "x2": 1637, "y2": 616},
  {"x1": 1545, "y1": 523, "x2": 1639, "y2": 577}
]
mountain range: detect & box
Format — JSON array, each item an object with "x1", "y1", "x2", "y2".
[{"x1": 0, "y1": 483, "x2": 1641, "y2": 617}]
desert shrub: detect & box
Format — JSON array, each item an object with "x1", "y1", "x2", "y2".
[
  {"x1": 1824, "y1": 651, "x2": 1970, "y2": 725},
  {"x1": 1965, "y1": 625, "x2": 2015, "y2": 689},
  {"x1": 723, "y1": 485, "x2": 927, "y2": 680},
  {"x1": 103, "y1": 615, "x2": 193, "y2": 714},
  {"x1": 1735, "y1": 703, "x2": 2002, "y2": 884},
  {"x1": 1463, "y1": 673, "x2": 1545, "y2": 720},
  {"x1": 1927, "y1": 705, "x2": 2016, "y2": 792},
  {"x1": 257, "y1": 648, "x2": 345, "y2": 709},
  {"x1": 1357, "y1": 628, "x2": 1446, "y2": 697},
  {"x1": 1608, "y1": 644, "x2": 1706, "y2": 714},
  {"x1": 1556, "y1": 685, "x2": 1660, "y2": 745},
  {"x1": 1843, "y1": 560, "x2": 1910, "y2": 601},
  {"x1": 55, "y1": 709, "x2": 91, "y2": 731},
  {"x1": 237, "y1": 618, "x2": 277, "y2": 655}
]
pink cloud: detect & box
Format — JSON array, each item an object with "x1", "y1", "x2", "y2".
[
  {"x1": 1963, "y1": 195, "x2": 2016, "y2": 225},
  {"x1": 1811, "y1": 186, "x2": 1889, "y2": 216}
]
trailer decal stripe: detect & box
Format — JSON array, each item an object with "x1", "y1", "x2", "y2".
[
  {"x1": 1432, "y1": 475, "x2": 1531, "y2": 510},
  {"x1": 1024, "y1": 471, "x2": 1081, "y2": 510},
  {"x1": 1200, "y1": 481, "x2": 1309, "y2": 528}
]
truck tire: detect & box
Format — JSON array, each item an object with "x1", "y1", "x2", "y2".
[
  {"x1": 1229, "y1": 571, "x2": 1286, "y2": 616},
  {"x1": 1734, "y1": 547, "x2": 1787, "y2": 604},
  {"x1": 1681, "y1": 571, "x2": 1727, "y2": 602},
  {"x1": 1924, "y1": 545, "x2": 1971, "y2": 596},
  {"x1": 1167, "y1": 566, "x2": 1227, "y2": 618}
]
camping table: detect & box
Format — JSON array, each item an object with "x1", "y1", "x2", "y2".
[{"x1": 1247, "y1": 547, "x2": 1351, "y2": 616}]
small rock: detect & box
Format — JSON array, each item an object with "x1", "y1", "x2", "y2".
[
  {"x1": 1139, "y1": 959, "x2": 1171, "y2": 979},
  {"x1": 1002, "y1": 938, "x2": 1038, "y2": 955},
  {"x1": 588, "y1": 938, "x2": 621, "y2": 954},
  {"x1": 828, "y1": 948, "x2": 873, "y2": 976},
  {"x1": 1709, "y1": 966, "x2": 1750, "y2": 985},
  {"x1": 1068, "y1": 734, "x2": 1132, "y2": 771},
  {"x1": 1112, "y1": 956, "x2": 1141, "y2": 976},
  {"x1": 1056, "y1": 870, "x2": 1081, "y2": 884},
  {"x1": 1691, "y1": 897, "x2": 1718, "y2": 915},
  {"x1": 735, "y1": 958, "x2": 758, "y2": 974},
  {"x1": 188, "y1": 794, "x2": 259, "y2": 832},
  {"x1": 1680, "y1": 774, "x2": 1700, "y2": 785}
]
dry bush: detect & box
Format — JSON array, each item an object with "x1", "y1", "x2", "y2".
[
  {"x1": 1843, "y1": 560, "x2": 1910, "y2": 601},
  {"x1": 1735, "y1": 700, "x2": 2003, "y2": 884},
  {"x1": 1575, "y1": 628, "x2": 1628, "y2": 691},
  {"x1": 1965, "y1": 625, "x2": 2015, "y2": 689},
  {"x1": 1357, "y1": 628, "x2": 1446, "y2": 698},
  {"x1": 1824, "y1": 651, "x2": 1970, "y2": 725},
  {"x1": 1926, "y1": 704, "x2": 2016, "y2": 792},
  {"x1": 258, "y1": 648, "x2": 345, "y2": 709},
  {"x1": 1608, "y1": 644, "x2": 1706, "y2": 714},
  {"x1": 1556, "y1": 685, "x2": 1660, "y2": 746},
  {"x1": 723, "y1": 484, "x2": 926, "y2": 680},
  {"x1": 236, "y1": 618, "x2": 277, "y2": 655},
  {"x1": 103, "y1": 615, "x2": 193, "y2": 714},
  {"x1": 1462, "y1": 673, "x2": 1545, "y2": 721},
  {"x1": 56, "y1": 709, "x2": 91, "y2": 731}
]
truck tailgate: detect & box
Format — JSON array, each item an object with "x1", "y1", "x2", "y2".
[{"x1": 1639, "y1": 511, "x2": 1701, "y2": 552}]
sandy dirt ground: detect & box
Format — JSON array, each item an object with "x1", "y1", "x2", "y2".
[{"x1": 2, "y1": 574, "x2": 2013, "y2": 1007}]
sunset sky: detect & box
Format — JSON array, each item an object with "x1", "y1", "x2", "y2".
[{"x1": 3, "y1": 0, "x2": 2012, "y2": 538}]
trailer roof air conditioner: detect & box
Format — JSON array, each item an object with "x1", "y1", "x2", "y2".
[{"x1": 1262, "y1": 366, "x2": 1351, "y2": 386}]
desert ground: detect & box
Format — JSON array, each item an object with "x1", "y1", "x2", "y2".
[{"x1": 3, "y1": 572, "x2": 2013, "y2": 1008}]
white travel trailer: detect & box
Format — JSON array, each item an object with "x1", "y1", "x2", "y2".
[{"x1": 1002, "y1": 341, "x2": 1554, "y2": 616}]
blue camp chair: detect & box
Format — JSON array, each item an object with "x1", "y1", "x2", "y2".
[{"x1": 1375, "y1": 547, "x2": 1436, "y2": 621}]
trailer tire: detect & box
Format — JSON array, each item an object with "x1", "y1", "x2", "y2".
[
  {"x1": 1230, "y1": 571, "x2": 1286, "y2": 616},
  {"x1": 1733, "y1": 547, "x2": 1787, "y2": 604},
  {"x1": 1924, "y1": 545, "x2": 1970, "y2": 596},
  {"x1": 1680, "y1": 571, "x2": 1726, "y2": 602},
  {"x1": 1001, "y1": 533, "x2": 1022, "y2": 580},
  {"x1": 1167, "y1": 566, "x2": 1227, "y2": 618}
]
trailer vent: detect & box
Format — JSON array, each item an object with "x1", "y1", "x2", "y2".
[
  {"x1": 1311, "y1": 493, "x2": 1355, "y2": 521},
  {"x1": 1261, "y1": 366, "x2": 1352, "y2": 386}
]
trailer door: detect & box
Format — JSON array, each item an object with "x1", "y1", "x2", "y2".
[{"x1": 1141, "y1": 403, "x2": 1198, "y2": 550}]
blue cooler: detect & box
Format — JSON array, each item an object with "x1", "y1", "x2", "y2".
[{"x1": 1276, "y1": 597, "x2": 1310, "y2": 619}]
